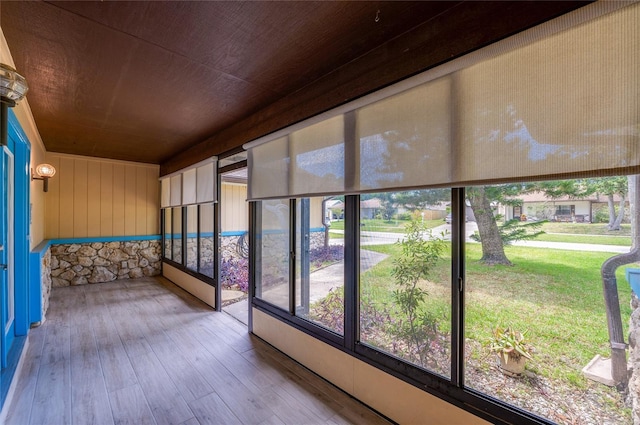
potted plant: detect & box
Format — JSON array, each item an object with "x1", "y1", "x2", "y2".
[{"x1": 490, "y1": 325, "x2": 533, "y2": 377}]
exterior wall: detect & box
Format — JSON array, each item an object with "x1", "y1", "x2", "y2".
[
  {"x1": 253, "y1": 309, "x2": 489, "y2": 425},
  {"x1": 41, "y1": 248, "x2": 51, "y2": 318},
  {"x1": 221, "y1": 182, "x2": 248, "y2": 233},
  {"x1": 523, "y1": 200, "x2": 591, "y2": 221},
  {"x1": 44, "y1": 153, "x2": 159, "y2": 239},
  {"x1": 49, "y1": 240, "x2": 161, "y2": 287}
]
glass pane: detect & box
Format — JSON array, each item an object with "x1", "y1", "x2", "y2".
[
  {"x1": 295, "y1": 197, "x2": 344, "y2": 335},
  {"x1": 359, "y1": 189, "x2": 452, "y2": 378},
  {"x1": 256, "y1": 199, "x2": 290, "y2": 310},
  {"x1": 163, "y1": 208, "x2": 172, "y2": 260},
  {"x1": 185, "y1": 205, "x2": 198, "y2": 272},
  {"x1": 172, "y1": 207, "x2": 182, "y2": 264},
  {"x1": 199, "y1": 203, "x2": 215, "y2": 279},
  {"x1": 220, "y1": 170, "x2": 249, "y2": 303},
  {"x1": 464, "y1": 178, "x2": 633, "y2": 423}
]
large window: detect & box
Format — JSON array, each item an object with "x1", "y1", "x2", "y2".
[
  {"x1": 199, "y1": 203, "x2": 215, "y2": 279},
  {"x1": 255, "y1": 199, "x2": 290, "y2": 310},
  {"x1": 463, "y1": 180, "x2": 632, "y2": 424},
  {"x1": 163, "y1": 208, "x2": 172, "y2": 261},
  {"x1": 172, "y1": 207, "x2": 182, "y2": 264},
  {"x1": 160, "y1": 158, "x2": 218, "y2": 284},
  {"x1": 255, "y1": 197, "x2": 345, "y2": 336},
  {"x1": 295, "y1": 196, "x2": 344, "y2": 335},
  {"x1": 252, "y1": 180, "x2": 635, "y2": 424},
  {"x1": 186, "y1": 205, "x2": 198, "y2": 272},
  {"x1": 359, "y1": 190, "x2": 451, "y2": 378}
]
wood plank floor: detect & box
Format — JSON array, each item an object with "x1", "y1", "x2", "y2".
[{"x1": 4, "y1": 277, "x2": 392, "y2": 425}]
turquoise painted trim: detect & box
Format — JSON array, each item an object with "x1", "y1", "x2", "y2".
[
  {"x1": 2, "y1": 111, "x2": 31, "y2": 410},
  {"x1": 7, "y1": 110, "x2": 31, "y2": 150},
  {"x1": 51, "y1": 235, "x2": 161, "y2": 245},
  {"x1": 11, "y1": 121, "x2": 30, "y2": 336},
  {"x1": 172, "y1": 229, "x2": 324, "y2": 238},
  {"x1": 221, "y1": 231, "x2": 246, "y2": 237}
]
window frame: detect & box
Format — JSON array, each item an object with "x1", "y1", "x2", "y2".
[
  {"x1": 253, "y1": 197, "x2": 346, "y2": 347},
  {"x1": 249, "y1": 188, "x2": 557, "y2": 425},
  {"x1": 161, "y1": 203, "x2": 217, "y2": 287}
]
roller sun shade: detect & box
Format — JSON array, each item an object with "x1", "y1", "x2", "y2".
[{"x1": 245, "y1": 3, "x2": 640, "y2": 200}]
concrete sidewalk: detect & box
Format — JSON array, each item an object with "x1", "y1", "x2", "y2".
[{"x1": 223, "y1": 248, "x2": 389, "y2": 324}]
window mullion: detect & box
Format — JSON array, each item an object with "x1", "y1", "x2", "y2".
[
  {"x1": 181, "y1": 206, "x2": 187, "y2": 267},
  {"x1": 451, "y1": 187, "x2": 465, "y2": 387},
  {"x1": 289, "y1": 198, "x2": 297, "y2": 316},
  {"x1": 344, "y1": 195, "x2": 359, "y2": 350}
]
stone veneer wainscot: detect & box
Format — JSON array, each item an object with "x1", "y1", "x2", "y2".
[{"x1": 50, "y1": 240, "x2": 161, "y2": 287}]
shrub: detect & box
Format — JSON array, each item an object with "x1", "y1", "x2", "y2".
[
  {"x1": 220, "y1": 256, "x2": 249, "y2": 292},
  {"x1": 308, "y1": 245, "x2": 343, "y2": 269}
]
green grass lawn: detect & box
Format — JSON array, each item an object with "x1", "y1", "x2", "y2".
[
  {"x1": 540, "y1": 222, "x2": 631, "y2": 236},
  {"x1": 531, "y1": 221, "x2": 632, "y2": 245},
  {"x1": 361, "y1": 242, "x2": 634, "y2": 387},
  {"x1": 534, "y1": 233, "x2": 631, "y2": 246}
]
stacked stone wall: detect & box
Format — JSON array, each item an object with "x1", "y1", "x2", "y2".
[
  {"x1": 50, "y1": 240, "x2": 161, "y2": 287},
  {"x1": 42, "y1": 248, "x2": 52, "y2": 319}
]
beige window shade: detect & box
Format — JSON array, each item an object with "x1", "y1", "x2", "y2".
[
  {"x1": 160, "y1": 178, "x2": 171, "y2": 208},
  {"x1": 160, "y1": 157, "x2": 217, "y2": 207},
  {"x1": 290, "y1": 115, "x2": 345, "y2": 196},
  {"x1": 196, "y1": 162, "x2": 216, "y2": 203},
  {"x1": 245, "y1": 3, "x2": 640, "y2": 200},
  {"x1": 182, "y1": 168, "x2": 197, "y2": 205},
  {"x1": 248, "y1": 136, "x2": 289, "y2": 200},
  {"x1": 170, "y1": 175, "x2": 182, "y2": 207},
  {"x1": 455, "y1": 4, "x2": 640, "y2": 183},
  {"x1": 356, "y1": 77, "x2": 452, "y2": 192}
]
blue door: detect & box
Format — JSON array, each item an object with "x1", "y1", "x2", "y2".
[{"x1": 0, "y1": 146, "x2": 15, "y2": 368}]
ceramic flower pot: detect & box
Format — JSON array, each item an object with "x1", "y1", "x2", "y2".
[{"x1": 498, "y1": 354, "x2": 526, "y2": 377}]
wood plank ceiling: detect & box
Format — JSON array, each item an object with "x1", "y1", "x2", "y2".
[{"x1": 0, "y1": 1, "x2": 587, "y2": 174}]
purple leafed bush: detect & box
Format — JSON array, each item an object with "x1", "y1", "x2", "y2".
[
  {"x1": 308, "y1": 245, "x2": 344, "y2": 268},
  {"x1": 220, "y1": 257, "x2": 249, "y2": 292}
]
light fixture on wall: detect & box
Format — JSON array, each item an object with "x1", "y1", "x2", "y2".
[
  {"x1": 31, "y1": 164, "x2": 56, "y2": 192},
  {"x1": 0, "y1": 63, "x2": 29, "y2": 147}
]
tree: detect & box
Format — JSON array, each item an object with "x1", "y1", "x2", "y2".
[
  {"x1": 392, "y1": 220, "x2": 446, "y2": 367},
  {"x1": 394, "y1": 189, "x2": 450, "y2": 211},
  {"x1": 592, "y1": 176, "x2": 628, "y2": 231},
  {"x1": 467, "y1": 186, "x2": 514, "y2": 265},
  {"x1": 376, "y1": 192, "x2": 396, "y2": 222}
]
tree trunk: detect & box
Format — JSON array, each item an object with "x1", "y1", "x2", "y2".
[
  {"x1": 468, "y1": 187, "x2": 512, "y2": 266},
  {"x1": 609, "y1": 194, "x2": 626, "y2": 231},
  {"x1": 607, "y1": 194, "x2": 616, "y2": 230}
]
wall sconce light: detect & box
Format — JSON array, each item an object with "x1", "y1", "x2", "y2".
[
  {"x1": 0, "y1": 63, "x2": 29, "y2": 147},
  {"x1": 31, "y1": 164, "x2": 56, "y2": 192}
]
